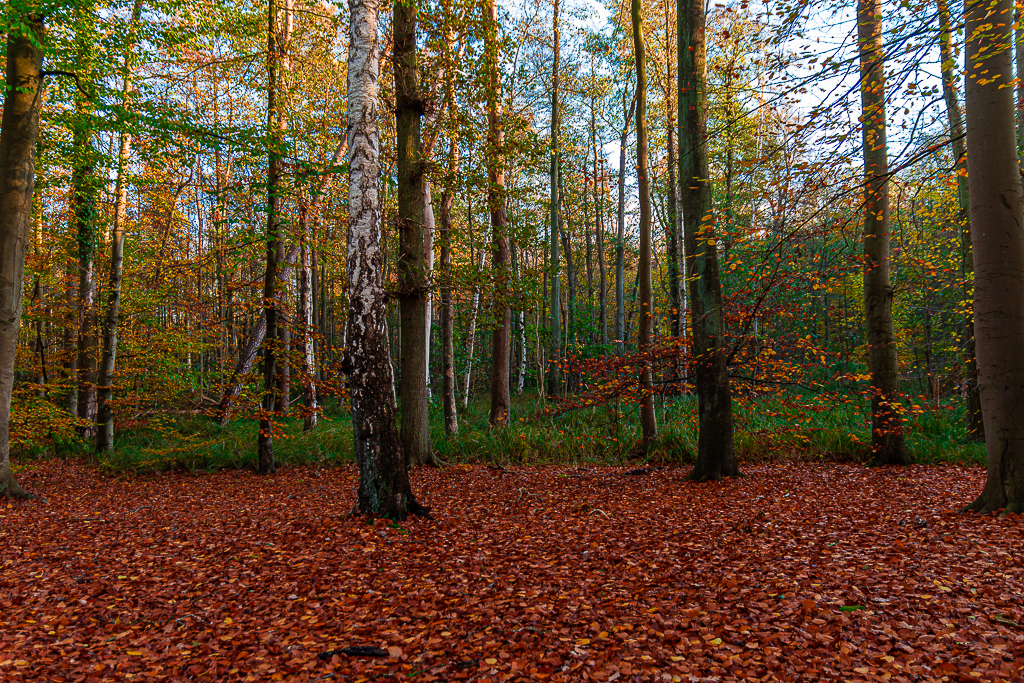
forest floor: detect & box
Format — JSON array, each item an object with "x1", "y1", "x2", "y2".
[{"x1": 1, "y1": 461, "x2": 1022, "y2": 682}]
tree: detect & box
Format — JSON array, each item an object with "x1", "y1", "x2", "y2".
[
  {"x1": 679, "y1": 0, "x2": 737, "y2": 480},
  {"x1": 257, "y1": 0, "x2": 291, "y2": 475},
  {"x1": 485, "y1": 0, "x2": 511, "y2": 427},
  {"x1": 548, "y1": 0, "x2": 562, "y2": 396},
  {"x1": 0, "y1": 12, "x2": 44, "y2": 500},
  {"x1": 97, "y1": 0, "x2": 144, "y2": 453},
  {"x1": 858, "y1": 0, "x2": 909, "y2": 466},
  {"x1": 395, "y1": 0, "x2": 432, "y2": 465},
  {"x1": 964, "y1": 0, "x2": 1024, "y2": 514},
  {"x1": 347, "y1": 0, "x2": 429, "y2": 519},
  {"x1": 631, "y1": 0, "x2": 656, "y2": 446}
]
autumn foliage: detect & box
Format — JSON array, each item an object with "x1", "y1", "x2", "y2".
[{"x1": 2, "y1": 461, "x2": 1021, "y2": 681}]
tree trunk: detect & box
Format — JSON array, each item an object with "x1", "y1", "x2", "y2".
[
  {"x1": 858, "y1": 0, "x2": 909, "y2": 465},
  {"x1": 72, "y1": 25, "x2": 98, "y2": 437},
  {"x1": 347, "y1": 0, "x2": 428, "y2": 519},
  {"x1": 548, "y1": 0, "x2": 562, "y2": 396},
  {"x1": 258, "y1": 0, "x2": 287, "y2": 474},
  {"x1": 395, "y1": 0, "x2": 433, "y2": 465},
  {"x1": 664, "y1": 0, "x2": 682, "y2": 391},
  {"x1": 937, "y1": 0, "x2": 983, "y2": 441},
  {"x1": 299, "y1": 207, "x2": 319, "y2": 431},
  {"x1": 964, "y1": 0, "x2": 1024, "y2": 514},
  {"x1": 0, "y1": 14, "x2": 44, "y2": 500},
  {"x1": 679, "y1": 0, "x2": 737, "y2": 480},
  {"x1": 631, "y1": 0, "x2": 657, "y2": 445},
  {"x1": 439, "y1": 145, "x2": 458, "y2": 434},
  {"x1": 97, "y1": 0, "x2": 143, "y2": 453},
  {"x1": 485, "y1": 0, "x2": 511, "y2": 427},
  {"x1": 462, "y1": 243, "x2": 485, "y2": 408}
]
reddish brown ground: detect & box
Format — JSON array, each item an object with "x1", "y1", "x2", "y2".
[{"x1": 0, "y1": 462, "x2": 1021, "y2": 682}]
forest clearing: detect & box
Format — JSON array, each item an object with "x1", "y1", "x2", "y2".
[
  {"x1": 2, "y1": 461, "x2": 1022, "y2": 682},
  {"x1": 3, "y1": 0, "x2": 1024, "y2": 678}
]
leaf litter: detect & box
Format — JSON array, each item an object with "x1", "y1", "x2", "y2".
[{"x1": 0, "y1": 462, "x2": 1022, "y2": 682}]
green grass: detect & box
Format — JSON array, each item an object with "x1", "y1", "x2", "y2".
[{"x1": 17, "y1": 389, "x2": 984, "y2": 475}]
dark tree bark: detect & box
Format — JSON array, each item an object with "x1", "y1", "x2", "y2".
[
  {"x1": 632, "y1": 0, "x2": 657, "y2": 446},
  {"x1": 679, "y1": 0, "x2": 738, "y2": 480},
  {"x1": 257, "y1": 0, "x2": 287, "y2": 475},
  {"x1": 394, "y1": 0, "x2": 432, "y2": 465},
  {"x1": 347, "y1": 0, "x2": 428, "y2": 520},
  {"x1": 858, "y1": 0, "x2": 909, "y2": 466},
  {"x1": 485, "y1": 0, "x2": 511, "y2": 427},
  {"x1": 0, "y1": 14, "x2": 45, "y2": 499},
  {"x1": 964, "y1": 0, "x2": 1024, "y2": 514}
]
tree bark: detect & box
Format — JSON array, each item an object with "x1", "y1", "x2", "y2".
[
  {"x1": 664, "y1": 0, "x2": 682, "y2": 390},
  {"x1": 394, "y1": 0, "x2": 433, "y2": 465},
  {"x1": 937, "y1": 0, "x2": 983, "y2": 442},
  {"x1": 258, "y1": 0, "x2": 287, "y2": 474},
  {"x1": 0, "y1": 15, "x2": 44, "y2": 499},
  {"x1": 299, "y1": 207, "x2": 319, "y2": 431},
  {"x1": 347, "y1": 0, "x2": 428, "y2": 519},
  {"x1": 964, "y1": 0, "x2": 1024, "y2": 514},
  {"x1": 548, "y1": 0, "x2": 562, "y2": 396},
  {"x1": 485, "y1": 0, "x2": 511, "y2": 427},
  {"x1": 679, "y1": 0, "x2": 737, "y2": 480},
  {"x1": 858, "y1": 0, "x2": 909, "y2": 465},
  {"x1": 632, "y1": 0, "x2": 657, "y2": 446},
  {"x1": 97, "y1": 0, "x2": 143, "y2": 453}
]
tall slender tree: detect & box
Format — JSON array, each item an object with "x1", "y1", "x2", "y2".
[
  {"x1": 97, "y1": 0, "x2": 144, "y2": 453},
  {"x1": 0, "y1": 13, "x2": 45, "y2": 500},
  {"x1": 395, "y1": 0, "x2": 432, "y2": 465},
  {"x1": 257, "y1": 0, "x2": 287, "y2": 474},
  {"x1": 347, "y1": 0, "x2": 428, "y2": 519},
  {"x1": 485, "y1": 0, "x2": 511, "y2": 426},
  {"x1": 548, "y1": 0, "x2": 562, "y2": 395},
  {"x1": 631, "y1": 0, "x2": 656, "y2": 445},
  {"x1": 964, "y1": 0, "x2": 1024, "y2": 513},
  {"x1": 858, "y1": 0, "x2": 909, "y2": 465},
  {"x1": 679, "y1": 0, "x2": 737, "y2": 480}
]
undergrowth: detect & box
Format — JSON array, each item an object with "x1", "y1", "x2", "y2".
[{"x1": 14, "y1": 391, "x2": 985, "y2": 474}]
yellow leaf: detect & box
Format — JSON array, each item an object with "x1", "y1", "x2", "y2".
[
  {"x1": 709, "y1": 637, "x2": 722, "y2": 646},
  {"x1": 484, "y1": 658, "x2": 498, "y2": 665},
  {"x1": 576, "y1": 638, "x2": 591, "y2": 646},
  {"x1": 224, "y1": 617, "x2": 234, "y2": 625},
  {"x1": 127, "y1": 650, "x2": 143, "y2": 656}
]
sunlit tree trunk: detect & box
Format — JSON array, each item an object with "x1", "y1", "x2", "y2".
[
  {"x1": 858, "y1": 0, "x2": 909, "y2": 465},
  {"x1": 548, "y1": 0, "x2": 562, "y2": 396},
  {"x1": 347, "y1": 0, "x2": 428, "y2": 519},
  {"x1": 485, "y1": 0, "x2": 511, "y2": 427},
  {"x1": 964, "y1": 0, "x2": 1024, "y2": 514},
  {"x1": 0, "y1": 14, "x2": 44, "y2": 499},
  {"x1": 395, "y1": 0, "x2": 432, "y2": 465},
  {"x1": 679, "y1": 0, "x2": 737, "y2": 480},
  {"x1": 937, "y1": 0, "x2": 983, "y2": 442},
  {"x1": 97, "y1": 0, "x2": 143, "y2": 453},
  {"x1": 299, "y1": 206, "x2": 319, "y2": 431},
  {"x1": 631, "y1": 0, "x2": 657, "y2": 445}
]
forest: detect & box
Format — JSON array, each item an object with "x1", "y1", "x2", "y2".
[{"x1": 0, "y1": 0, "x2": 1023, "y2": 680}]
